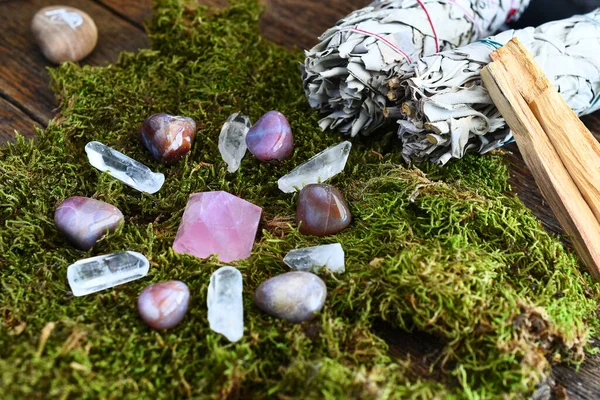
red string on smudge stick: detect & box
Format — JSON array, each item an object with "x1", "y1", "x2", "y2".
[{"x1": 416, "y1": 0, "x2": 440, "y2": 52}]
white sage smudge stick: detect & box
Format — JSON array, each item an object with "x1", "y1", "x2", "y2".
[
  {"x1": 301, "y1": 0, "x2": 530, "y2": 137},
  {"x1": 392, "y1": 9, "x2": 600, "y2": 165}
]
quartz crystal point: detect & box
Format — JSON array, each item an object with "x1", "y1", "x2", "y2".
[
  {"x1": 278, "y1": 141, "x2": 351, "y2": 193},
  {"x1": 254, "y1": 271, "x2": 327, "y2": 323},
  {"x1": 172, "y1": 191, "x2": 262, "y2": 262},
  {"x1": 218, "y1": 113, "x2": 252, "y2": 173},
  {"x1": 85, "y1": 141, "x2": 165, "y2": 194},
  {"x1": 55, "y1": 196, "x2": 124, "y2": 250},
  {"x1": 138, "y1": 280, "x2": 190, "y2": 330},
  {"x1": 139, "y1": 113, "x2": 197, "y2": 165},
  {"x1": 284, "y1": 243, "x2": 344, "y2": 273},
  {"x1": 207, "y1": 266, "x2": 244, "y2": 342},
  {"x1": 67, "y1": 251, "x2": 149, "y2": 297}
]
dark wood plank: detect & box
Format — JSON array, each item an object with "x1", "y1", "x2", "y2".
[
  {"x1": 98, "y1": 0, "x2": 370, "y2": 49},
  {"x1": 0, "y1": 96, "x2": 39, "y2": 142},
  {"x1": 96, "y1": 0, "x2": 152, "y2": 28},
  {"x1": 553, "y1": 339, "x2": 600, "y2": 399},
  {"x1": 0, "y1": 0, "x2": 149, "y2": 126}
]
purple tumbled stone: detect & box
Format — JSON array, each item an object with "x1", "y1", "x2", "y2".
[
  {"x1": 245, "y1": 111, "x2": 293, "y2": 162},
  {"x1": 138, "y1": 280, "x2": 190, "y2": 330},
  {"x1": 139, "y1": 113, "x2": 197, "y2": 165},
  {"x1": 296, "y1": 184, "x2": 351, "y2": 237},
  {"x1": 54, "y1": 196, "x2": 124, "y2": 250},
  {"x1": 172, "y1": 191, "x2": 262, "y2": 262},
  {"x1": 254, "y1": 271, "x2": 327, "y2": 323}
]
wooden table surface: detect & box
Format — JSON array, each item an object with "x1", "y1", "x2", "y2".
[{"x1": 0, "y1": 0, "x2": 599, "y2": 397}]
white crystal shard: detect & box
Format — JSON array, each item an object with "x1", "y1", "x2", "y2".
[
  {"x1": 207, "y1": 266, "x2": 244, "y2": 342},
  {"x1": 85, "y1": 141, "x2": 165, "y2": 194},
  {"x1": 278, "y1": 141, "x2": 351, "y2": 193},
  {"x1": 67, "y1": 251, "x2": 150, "y2": 297},
  {"x1": 283, "y1": 243, "x2": 345, "y2": 273},
  {"x1": 218, "y1": 113, "x2": 252, "y2": 173}
]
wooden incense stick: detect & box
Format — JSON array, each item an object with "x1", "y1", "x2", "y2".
[{"x1": 481, "y1": 39, "x2": 600, "y2": 280}]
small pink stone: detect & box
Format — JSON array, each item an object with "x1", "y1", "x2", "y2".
[{"x1": 172, "y1": 191, "x2": 262, "y2": 262}]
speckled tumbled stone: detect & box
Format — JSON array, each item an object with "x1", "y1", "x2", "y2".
[
  {"x1": 55, "y1": 196, "x2": 124, "y2": 250},
  {"x1": 138, "y1": 280, "x2": 190, "y2": 330},
  {"x1": 139, "y1": 113, "x2": 197, "y2": 165},
  {"x1": 254, "y1": 271, "x2": 326, "y2": 323},
  {"x1": 296, "y1": 184, "x2": 351, "y2": 236},
  {"x1": 245, "y1": 111, "x2": 293, "y2": 162}
]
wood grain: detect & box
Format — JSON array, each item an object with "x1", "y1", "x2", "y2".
[
  {"x1": 0, "y1": 0, "x2": 148, "y2": 126},
  {"x1": 0, "y1": 96, "x2": 39, "y2": 142}
]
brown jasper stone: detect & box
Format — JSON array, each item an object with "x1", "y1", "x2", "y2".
[
  {"x1": 296, "y1": 184, "x2": 351, "y2": 236},
  {"x1": 31, "y1": 6, "x2": 98, "y2": 64},
  {"x1": 139, "y1": 113, "x2": 197, "y2": 165}
]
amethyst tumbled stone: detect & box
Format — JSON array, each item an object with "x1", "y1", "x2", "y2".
[
  {"x1": 245, "y1": 111, "x2": 293, "y2": 162},
  {"x1": 296, "y1": 184, "x2": 351, "y2": 236},
  {"x1": 254, "y1": 271, "x2": 327, "y2": 323},
  {"x1": 55, "y1": 196, "x2": 124, "y2": 250},
  {"x1": 138, "y1": 280, "x2": 190, "y2": 330},
  {"x1": 139, "y1": 113, "x2": 197, "y2": 165}
]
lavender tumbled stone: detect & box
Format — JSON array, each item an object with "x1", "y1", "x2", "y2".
[
  {"x1": 254, "y1": 271, "x2": 327, "y2": 323},
  {"x1": 246, "y1": 111, "x2": 293, "y2": 162},
  {"x1": 138, "y1": 280, "x2": 190, "y2": 330},
  {"x1": 55, "y1": 196, "x2": 124, "y2": 250}
]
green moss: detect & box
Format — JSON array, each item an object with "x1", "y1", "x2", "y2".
[{"x1": 0, "y1": 1, "x2": 598, "y2": 398}]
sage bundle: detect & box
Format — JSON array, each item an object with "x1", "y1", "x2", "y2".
[
  {"x1": 301, "y1": 0, "x2": 530, "y2": 137},
  {"x1": 391, "y1": 10, "x2": 600, "y2": 165}
]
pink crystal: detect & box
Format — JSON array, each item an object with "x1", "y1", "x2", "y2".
[{"x1": 173, "y1": 191, "x2": 262, "y2": 262}]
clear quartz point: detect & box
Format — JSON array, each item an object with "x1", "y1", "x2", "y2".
[
  {"x1": 207, "y1": 266, "x2": 244, "y2": 342},
  {"x1": 85, "y1": 141, "x2": 165, "y2": 194},
  {"x1": 67, "y1": 251, "x2": 150, "y2": 297},
  {"x1": 218, "y1": 113, "x2": 252, "y2": 173},
  {"x1": 278, "y1": 141, "x2": 351, "y2": 193},
  {"x1": 283, "y1": 243, "x2": 345, "y2": 273}
]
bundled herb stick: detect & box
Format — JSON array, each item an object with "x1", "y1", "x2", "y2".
[
  {"x1": 301, "y1": 0, "x2": 530, "y2": 137},
  {"x1": 390, "y1": 9, "x2": 600, "y2": 165}
]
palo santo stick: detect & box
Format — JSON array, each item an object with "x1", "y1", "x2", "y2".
[
  {"x1": 481, "y1": 60, "x2": 600, "y2": 280},
  {"x1": 490, "y1": 39, "x2": 600, "y2": 222}
]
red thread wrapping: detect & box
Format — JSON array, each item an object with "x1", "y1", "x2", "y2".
[
  {"x1": 342, "y1": 27, "x2": 413, "y2": 63},
  {"x1": 416, "y1": 0, "x2": 440, "y2": 52}
]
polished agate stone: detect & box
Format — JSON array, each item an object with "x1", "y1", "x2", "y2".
[
  {"x1": 246, "y1": 111, "x2": 293, "y2": 162},
  {"x1": 138, "y1": 280, "x2": 190, "y2": 330},
  {"x1": 55, "y1": 196, "x2": 124, "y2": 250},
  {"x1": 254, "y1": 271, "x2": 327, "y2": 323},
  {"x1": 139, "y1": 113, "x2": 197, "y2": 165},
  {"x1": 296, "y1": 184, "x2": 351, "y2": 236}
]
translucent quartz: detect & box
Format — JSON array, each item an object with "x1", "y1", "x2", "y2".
[
  {"x1": 172, "y1": 191, "x2": 262, "y2": 263},
  {"x1": 85, "y1": 141, "x2": 165, "y2": 194},
  {"x1": 218, "y1": 113, "x2": 252, "y2": 173},
  {"x1": 207, "y1": 266, "x2": 244, "y2": 342},
  {"x1": 67, "y1": 251, "x2": 149, "y2": 297},
  {"x1": 283, "y1": 243, "x2": 345, "y2": 273},
  {"x1": 278, "y1": 141, "x2": 351, "y2": 193}
]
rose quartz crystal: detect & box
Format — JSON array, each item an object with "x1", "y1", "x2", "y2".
[{"x1": 172, "y1": 191, "x2": 262, "y2": 262}]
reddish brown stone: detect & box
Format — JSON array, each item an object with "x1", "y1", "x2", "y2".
[
  {"x1": 296, "y1": 184, "x2": 351, "y2": 236},
  {"x1": 139, "y1": 113, "x2": 197, "y2": 165}
]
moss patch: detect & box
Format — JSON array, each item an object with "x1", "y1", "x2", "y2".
[{"x1": 0, "y1": 1, "x2": 598, "y2": 398}]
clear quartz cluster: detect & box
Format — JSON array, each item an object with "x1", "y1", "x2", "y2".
[
  {"x1": 67, "y1": 251, "x2": 149, "y2": 297},
  {"x1": 218, "y1": 113, "x2": 252, "y2": 173},
  {"x1": 278, "y1": 141, "x2": 351, "y2": 193},
  {"x1": 284, "y1": 243, "x2": 345, "y2": 273},
  {"x1": 207, "y1": 266, "x2": 244, "y2": 342},
  {"x1": 85, "y1": 141, "x2": 165, "y2": 194}
]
